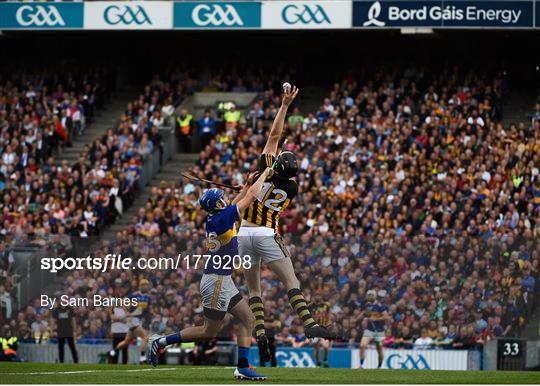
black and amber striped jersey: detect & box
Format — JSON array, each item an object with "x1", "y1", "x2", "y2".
[
  {"x1": 242, "y1": 153, "x2": 298, "y2": 232},
  {"x1": 311, "y1": 302, "x2": 330, "y2": 327}
]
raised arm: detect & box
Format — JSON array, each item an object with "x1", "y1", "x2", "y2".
[
  {"x1": 262, "y1": 85, "x2": 299, "y2": 156},
  {"x1": 235, "y1": 168, "x2": 273, "y2": 213},
  {"x1": 232, "y1": 171, "x2": 259, "y2": 205}
]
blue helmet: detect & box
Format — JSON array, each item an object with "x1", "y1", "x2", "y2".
[{"x1": 199, "y1": 188, "x2": 226, "y2": 213}]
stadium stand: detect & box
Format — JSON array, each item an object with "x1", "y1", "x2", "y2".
[
  {"x1": 3, "y1": 65, "x2": 538, "y2": 353},
  {"x1": 0, "y1": 64, "x2": 115, "y2": 321}
]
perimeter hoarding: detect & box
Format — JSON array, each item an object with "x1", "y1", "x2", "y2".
[
  {"x1": 174, "y1": 2, "x2": 261, "y2": 29},
  {"x1": 84, "y1": 1, "x2": 172, "y2": 30},
  {"x1": 261, "y1": 0, "x2": 353, "y2": 29},
  {"x1": 0, "y1": 2, "x2": 83, "y2": 29},
  {"x1": 353, "y1": 0, "x2": 535, "y2": 28},
  {"x1": 0, "y1": 1, "x2": 539, "y2": 30},
  {"x1": 247, "y1": 347, "x2": 472, "y2": 369}
]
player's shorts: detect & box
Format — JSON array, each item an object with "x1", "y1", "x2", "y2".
[
  {"x1": 238, "y1": 225, "x2": 290, "y2": 265},
  {"x1": 200, "y1": 273, "x2": 242, "y2": 320},
  {"x1": 311, "y1": 337, "x2": 329, "y2": 345},
  {"x1": 362, "y1": 329, "x2": 384, "y2": 344},
  {"x1": 127, "y1": 317, "x2": 142, "y2": 331}
]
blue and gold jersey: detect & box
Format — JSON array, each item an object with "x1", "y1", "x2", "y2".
[
  {"x1": 205, "y1": 204, "x2": 240, "y2": 275},
  {"x1": 129, "y1": 292, "x2": 151, "y2": 319},
  {"x1": 363, "y1": 301, "x2": 388, "y2": 332}
]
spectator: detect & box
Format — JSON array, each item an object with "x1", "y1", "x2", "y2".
[
  {"x1": 52, "y1": 303, "x2": 78, "y2": 363},
  {"x1": 0, "y1": 285, "x2": 12, "y2": 323},
  {"x1": 414, "y1": 329, "x2": 433, "y2": 349},
  {"x1": 287, "y1": 107, "x2": 304, "y2": 128},
  {"x1": 198, "y1": 110, "x2": 216, "y2": 149},
  {"x1": 0, "y1": 324, "x2": 19, "y2": 362},
  {"x1": 223, "y1": 104, "x2": 240, "y2": 128},
  {"x1": 192, "y1": 339, "x2": 218, "y2": 366},
  {"x1": 176, "y1": 109, "x2": 193, "y2": 153},
  {"x1": 31, "y1": 314, "x2": 50, "y2": 344}
]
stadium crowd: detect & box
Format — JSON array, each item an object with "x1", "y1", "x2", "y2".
[
  {"x1": 0, "y1": 65, "x2": 112, "y2": 324},
  {"x1": 1, "y1": 66, "x2": 539, "y2": 355}
]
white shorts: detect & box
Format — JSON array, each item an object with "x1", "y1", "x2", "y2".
[
  {"x1": 127, "y1": 317, "x2": 141, "y2": 331},
  {"x1": 362, "y1": 329, "x2": 384, "y2": 344},
  {"x1": 200, "y1": 273, "x2": 241, "y2": 320},
  {"x1": 238, "y1": 225, "x2": 290, "y2": 265}
]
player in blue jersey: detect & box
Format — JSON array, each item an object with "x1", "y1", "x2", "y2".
[
  {"x1": 110, "y1": 279, "x2": 151, "y2": 363},
  {"x1": 150, "y1": 167, "x2": 273, "y2": 380},
  {"x1": 359, "y1": 290, "x2": 390, "y2": 369}
]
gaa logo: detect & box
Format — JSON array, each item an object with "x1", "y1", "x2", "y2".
[
  {"x1": 15, "y1": 5, "x2": 66, "y2": 27},
  {"x1": 104, "y1": 5, "x2": 152, "y2": 25},
  {"x1": 386, "y1": 354, "x2": 431, "y2": 370},
  {"x1": 276, "y1": 351, "x2": 316, "y2": 368},
  {"x1": 192, "y1": 4, "x2": 244, "y2": 27},
  {"x1": 282, "y1": 4, "x2": 331, "y2": 25}
]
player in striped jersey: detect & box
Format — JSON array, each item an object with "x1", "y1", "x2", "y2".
[
  {"x1": 238, "y1": 85, "x2": 337, "y2": 363},
  {"x1": 310, "y1": 293, "x2": 331, "y2": 367}
]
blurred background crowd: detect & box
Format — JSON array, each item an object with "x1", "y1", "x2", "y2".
[{"x1": 1, "y1": 61, "x2": 538, "y2": 353}]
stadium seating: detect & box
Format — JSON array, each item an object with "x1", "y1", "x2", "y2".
[
  {"x1": 0, "y1": 65, "x2": 111, "y2": 326},
  {"x1": 2, "y1": 66, "x2": 538, "y2": 352}
]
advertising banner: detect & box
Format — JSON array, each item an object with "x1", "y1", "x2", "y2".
[
  {"x1": 84, "y1": 1, "x2": 172, "y2": 30},
  {"x1": 353, "y1": 0, "x2": 535, "y2": 28},
  {"x1": 248, "y1": 346, "x2": 470, "y2": 369},
  {"x1": 1, "y1": 1, "x2": 539, "y2": 30},
  {"x1": 248, "y1": 347, "x2": 353, "y2": 368},
  {"x1": 261, "y1": 0, "x2": 352, "y2": 29},
  {"x1": 0, "y1": 2, "x2": 83, "y2": 29},
  {"x1": 174, "y1": 2, "x2": 261, "y2": 29},
  {"x1": 351, "y1": 348, "x2": 470, "y2": 370}
]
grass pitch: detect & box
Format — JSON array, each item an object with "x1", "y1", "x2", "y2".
[{"x1": 0, "y1": 363, "x2": 538, "y2": 384}]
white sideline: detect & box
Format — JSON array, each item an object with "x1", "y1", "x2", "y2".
[{"x1": 2, "y1": 366, "x2": 236, "y2": 376}]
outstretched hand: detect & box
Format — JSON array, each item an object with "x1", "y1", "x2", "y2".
[{"x1": 282, "y1": 85, "x2": 299, "y2": 108}]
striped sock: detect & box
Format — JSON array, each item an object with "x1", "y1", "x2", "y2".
[
  {"x1": 287, "y1": 288, "x2": 317, "y2": 329},
  {"x1": 249, "y1": 296, "x2": 266, "y2": 337}
]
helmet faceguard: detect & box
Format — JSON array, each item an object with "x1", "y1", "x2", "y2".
[
  {"x1": 199, "y1": 188, "x2": 226, "y2": 213},
  {"x1": 273, "y1": 151, "x2": 298, "y2": 179}
]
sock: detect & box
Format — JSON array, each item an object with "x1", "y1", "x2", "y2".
[
  {"x1": 238, "y1": 346, "x2": 250, "y2": 368},
  {"x1": 161, "y1": 332, "x2": 182, "y2": 346},
  {"x1": 287, "y1": 288, "x2": 317, "y2": 329},
  {"x1": 360, "y1": 358, "x2": 365, "y2": 365},
  {"x1": 249, "y1": 296, "x2": 266, "y2": 337}
]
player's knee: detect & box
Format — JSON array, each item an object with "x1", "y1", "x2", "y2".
[
  {"x1": 202, "y1": 326, "x2": 219, "y2": 339},
  {"x1": 284, "y1": 277, "x2": 300, "y2": 291}
]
